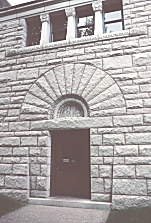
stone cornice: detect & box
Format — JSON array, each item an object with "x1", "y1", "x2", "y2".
[
  {"x1": 0, "y1": 0, "x2": 94, "y2": 21},
  {"x1": 0, "y1": 0, "x2": 66, "y2": 17},
  {"x1": 6, "y1": 28, "x2": 147, "y2": 57}
]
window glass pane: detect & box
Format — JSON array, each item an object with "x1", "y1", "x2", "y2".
[
  {"x1": 78, "y1": 16, "x2": 93, "y2": 27},
  {"x1": 104, "y1": 22, "x2": 123, "y2": 33},
  {"x1": 78, "y1": 26, "x2": 94, "y2": 37},
  {"x1": 51, "y1": 11, "x2": 67, "y2": 42},
  {"x1": 103, "y1": 0, "x2": 122, "y2": 13},
  {"x1": 26, "y1": 16, "x2": 42, "y2": 46},
  {"x1": 104, "y1": 11, "x2": 122, "y2": 22}
]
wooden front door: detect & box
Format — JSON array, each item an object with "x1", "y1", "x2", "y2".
[{"x1": 51, "y1": 129, "x2": 90, "y2": 199}]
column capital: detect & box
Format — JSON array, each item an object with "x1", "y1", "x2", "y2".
[
  {"x1": 92, "y1": 1, "x2": 103, "y2": 12},
  {"x1": 65, "y1": 7, "x2": 76, "y2": 17},
  {"x1": 40, "y1": 13, "x2": 50, "y2": 23}
]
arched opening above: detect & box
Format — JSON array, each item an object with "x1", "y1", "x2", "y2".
[
  {"x1": 53, "y1": 96, "x2": 89, "y2": 119},
  {"x1": 20, "y1": 63, "x2": 126, "y2": 121}
]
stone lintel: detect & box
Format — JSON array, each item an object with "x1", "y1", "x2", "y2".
[{"x1": 30, "y1": 117, "x2": 113, "y2": 131}]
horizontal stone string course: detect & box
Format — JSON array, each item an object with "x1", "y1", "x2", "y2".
[{"x1": 5, "y1": 28, "x2": 146, "y2": 57}]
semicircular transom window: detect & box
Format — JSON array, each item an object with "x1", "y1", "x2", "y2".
[
  {"x1": 53, "y1": 98, "x2": 88, "y2": 119},
  {"x1": 57, "y1": 101, "x2": 84, "y2": 118}
]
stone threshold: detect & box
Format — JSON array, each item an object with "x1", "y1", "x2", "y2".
[{"x1": 28, "y1": 196, "x2": 111, "y2": 210}]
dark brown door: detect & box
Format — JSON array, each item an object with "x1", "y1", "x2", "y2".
[{"x1": 51, "y1": 129, "x2": 90, "y2": 199}]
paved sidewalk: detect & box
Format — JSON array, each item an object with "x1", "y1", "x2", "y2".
[{"x1": 0, "y1": 204, "x2": 109, "y2": 223}]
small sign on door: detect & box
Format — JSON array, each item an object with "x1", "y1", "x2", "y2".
[{"x1": 63, "y1": 159, "x2": 69, "y2": 163}]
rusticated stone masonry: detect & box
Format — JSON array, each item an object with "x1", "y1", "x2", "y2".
[
  {"x1": 21, "y1": 63, "x2": 125, "y2": 120},
  {"x1": 0, "y1": 0, "x2": 10, "y2": 9},
  {"x1": 0, "y1": 0, "x2": 151, "y2": 210}
]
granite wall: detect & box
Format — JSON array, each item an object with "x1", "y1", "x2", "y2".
[
  {"x1": 0, "y1": 0, "x2": 10, "y2": 9},
  {"x1": 0, "y1": 0, "x2": 151, "y2": 210}
]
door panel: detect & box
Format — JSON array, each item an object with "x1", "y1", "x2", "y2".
[{"x1": 51, "y1": 129, "x2": 90, "y2": 199}]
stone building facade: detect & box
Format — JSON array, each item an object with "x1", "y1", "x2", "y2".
[
  {"x1": 0, "y1": 0, "x2": 10, "y2": 9},
  {"x1": 0, "y1": 0, "x2": 151, "y2": 210}
]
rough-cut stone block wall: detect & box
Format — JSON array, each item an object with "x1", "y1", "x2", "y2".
[
  {"x1": 0, "y1": 0, "x2": 151, "y2": 209},
  {"x1": 123, "y1": 0, "x2": 151, "y2": 30},
  {"x1": 0, "y1": 18, "x2": 27, "y2": 57},
  {"x1": 0, "y1": 0, "x2": 10, "y2": 8}
]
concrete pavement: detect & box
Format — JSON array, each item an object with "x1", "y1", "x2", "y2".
[{"x1": 0, "y1": 204, "x2": 110, "y2": 223}]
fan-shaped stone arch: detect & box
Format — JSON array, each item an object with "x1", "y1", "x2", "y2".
[{"x1": 21, "y1": 63, "x2": 126, "y2": 119}]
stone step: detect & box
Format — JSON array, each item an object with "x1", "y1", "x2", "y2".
[{"x1": 28, "y1": 197, "x2": 111, "y2": 210}]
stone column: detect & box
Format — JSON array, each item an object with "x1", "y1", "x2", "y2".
[
  {"x1": 92, "y1": 1, "x2": 103, "y2": 36},
  {"x1": 65, "y1": 7, "x2": 76, "y2": 40},
  {"x1": 19, "y1": 19, "x2": 28, "y2": 47},
  {"x1": 40, "y1": 13, "x2": 51, "y2": 45}
]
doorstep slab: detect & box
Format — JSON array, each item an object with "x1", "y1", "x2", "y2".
[{"x1": 28, "y1": 196, "x2": 111, "y2": 210}]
